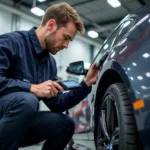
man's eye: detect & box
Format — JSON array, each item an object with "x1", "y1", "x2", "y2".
[
  {"x1": 64, "y1": 36, "x2": 68, "y2": 40},
  {"x1": 64, "y1": 36, "x2": 69, "y2": 41}
]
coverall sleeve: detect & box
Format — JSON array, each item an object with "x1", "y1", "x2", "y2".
[
  {"x1": 43, "y1": 80, "x2": 91, "y2": 112},
  {"x1": 42, "y1": 56, "x2": 91, "y2": 112},
  {"x1": 0, "y1": 35, "x2": 31, "y2": 95}
]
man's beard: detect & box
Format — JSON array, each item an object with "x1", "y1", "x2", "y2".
[{"x1": 45, "y1": 34, "x2": 57, "y2": 55}]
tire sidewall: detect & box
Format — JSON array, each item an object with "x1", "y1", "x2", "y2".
[{"x1": 96, "y1": 83, "x2": 137, "y2": 150}]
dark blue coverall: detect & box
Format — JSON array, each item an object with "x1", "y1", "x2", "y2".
[{"x1": 0, "y1": 27, "x2": 91, "y2": 150}]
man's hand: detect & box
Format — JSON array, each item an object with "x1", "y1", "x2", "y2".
[
  {"x1": 84, "y1": 62, "x2": 102, "y2": 87},
  {"x1": 30, "y1": 80, "x2": 64, "y2": 98}
]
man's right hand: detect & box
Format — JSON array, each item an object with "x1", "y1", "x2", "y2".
[{"x1": 30, "y1": 80, "x2": 64, "y2": 98}]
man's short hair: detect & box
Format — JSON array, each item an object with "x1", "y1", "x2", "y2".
[{"x1": 41, "y1": 2, "x2": 85, "y2": 35}]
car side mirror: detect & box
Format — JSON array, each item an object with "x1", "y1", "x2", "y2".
[{"x1": 66, "y1": 61, "x2": 88, "y2": 75}]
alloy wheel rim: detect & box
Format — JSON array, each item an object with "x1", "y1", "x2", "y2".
[{"x1": 97, "y1": 94, "x2": 119, "y2": 150}]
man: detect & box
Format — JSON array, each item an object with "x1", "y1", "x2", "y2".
[{"x1": 0, "y1": 2, "x2": 100, "y2": 150}]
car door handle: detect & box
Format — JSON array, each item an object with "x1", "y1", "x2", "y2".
[{"x1": 95, "y1": 52, "x2": 109, "y2": 68}]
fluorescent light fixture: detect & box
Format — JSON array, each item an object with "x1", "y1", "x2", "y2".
[
  {"x1": 135, "y1": 91, "x2": 140, "y2": 94},
  {"x1": 137, "y1": 76, "x2": 143, "y2": 80},
  {"x1": 119, "y1": 46, "x2": 127, "y2": 54},
  {"x1": 127, "y1": 68, "x2": 130, "y2": 71},
  {"x1": 107, "y1": 0, "x2": 121, "y2": 8},
  {"x1": 141, "y1": 86, "x2": 148, "y2": 90},
  {"x1": 142, "y1": 53, "x2": 150, "y2": 58},
  {"x1": 118, "y1": 38, "x2": 127, "y2": 46},
  {"x1": 88, "y1": 30, "x2": 98, "y2": 38},
  {"x1": 38, "y1": 0, "x2": 46, "y2": 2},
  {"x1": 130, "y1": 77, "x2": 134, "y2": 80},
  {"x1": 31, "y1": 7, "x2": 45, "y2": 16},
  {"x1": 146, "y1": 72, "x2": 150, "y2": 77},
  {"x1": 104, "y1": 44, "x2": 109, "y2": 50},
  {"x1": 132, "y1": 62, "x2": 137, "y2": 66},
  {"x1": 110, "y1": 51, "x2": 115, "y2": 58},
  {"x1": 123, "y1": 21, "x2": 131, "y2": 28}
]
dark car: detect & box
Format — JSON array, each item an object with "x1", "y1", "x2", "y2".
[{"x1": 65, "y1": 4, "x2": 150, "y2": 150}]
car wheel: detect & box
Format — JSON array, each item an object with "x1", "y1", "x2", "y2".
[
  {"x1": 65, "y1": 138, "x2": 74, "y2": 150},
  {"x1": 96, "y1": 83, "x2": 140, "y2": 150}
]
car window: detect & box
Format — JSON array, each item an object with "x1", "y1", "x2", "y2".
[
  {"x1": 92, "y1": 19, "x2": 134, "y2": 64},
  {"x1": 117, "y1": 19, "x2": 134, "y2": 40},
  {"x1": 92, "y1": 25, "x2": 122, "y2": 64}
]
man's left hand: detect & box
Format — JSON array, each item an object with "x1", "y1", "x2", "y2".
[{"x1": 84, "y1": 62, "x2": 102, "y2": 87}]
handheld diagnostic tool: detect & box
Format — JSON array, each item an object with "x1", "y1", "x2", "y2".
[{"x1": 56, "y1": 80, "x2": 81, "y2": 90}]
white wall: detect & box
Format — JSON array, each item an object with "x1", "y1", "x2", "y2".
[
  {"x1": 20, "y1": 18, "x2": 37, "y2": 30},
  {"x1": 0, "y1": 9, "x2": 12, "y2": 34}
]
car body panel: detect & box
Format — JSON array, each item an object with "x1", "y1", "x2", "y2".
[{"x1": 69, "y1": 4, "x2": 150, "y2": 149}]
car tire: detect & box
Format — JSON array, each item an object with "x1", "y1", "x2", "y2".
[{"x1": 95, "y1": 83, "x2": 141, "y2": 150}]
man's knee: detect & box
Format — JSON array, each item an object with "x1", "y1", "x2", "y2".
[
  {"x1": 46, "y1": 113, "x2": 75, "y2": 135},
  {"x1": 21, "y1": 93, "x2": 39, "y2": 112},
  {"x1": 9, "y1": 92, "x2": 39, "y2": 115},
  {"x1": 63, "y1": 115, "x2": 75, "y2": 133}
]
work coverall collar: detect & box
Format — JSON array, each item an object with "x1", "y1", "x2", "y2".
[{"x1": 29, "y1": 27, "x2": 43, "y2": 54}]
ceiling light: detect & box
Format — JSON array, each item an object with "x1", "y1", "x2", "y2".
[
  {"x1": 142, "y1": 53, "x2": 150, "y2": 58},
  {"x1": 137, "y1": 76, "x2": 143, "y2": 80},
  {"x1": 31, "y1": 7, "x2": 45, "y2": 16},
  {"x1": 119, "y1": 46, "x2": 127, "y2": 54},
  {"x1": 104, "y1": 44, "x2": 109, "y2": 50},
  {"x1": 38, "y1": 0, "x2": 46, "y2": 2},
  {"x1": 88, "y1": 30, "x2": 99, "y2": 38},
  {"x1": 135, "y1": 91, "x2": 140, "y2": 94},
  {"x1": 107, "y1": 0, "x2": 121, "y2": 8},
  {"x1": 132, "y1": 62, "x2": 137, "y2": 66},
  {"x1": 130, "y1": 77, "x2": 134, "y2": 80},
  {"x1": 123, "y1": 21, "x2": 131, "y2": 28},
  {"x1": 146, "y1": 72, "x2": 150, "y2": 77},
  {"x1": 141, "y1": 86, "x2": 148, "y2": 90},
  {"x1": 110, "y1": 51, "x2": 116, "y2": 58},
  {"x1": 127, "y1": 68, "x2": 130, "y2": 71}
]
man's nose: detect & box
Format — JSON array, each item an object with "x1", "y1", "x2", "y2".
[{"x1": 63, "y1": 41, "x2": 69, "y2": 48}]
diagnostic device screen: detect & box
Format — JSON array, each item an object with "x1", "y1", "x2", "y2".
[{"x1": 63, "y1": 81, "x2": 79, "y2": 87}]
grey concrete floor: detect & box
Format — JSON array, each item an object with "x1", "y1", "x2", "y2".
[{"x1": 19, "y1": 145, "x2": 42, "y2": 150}]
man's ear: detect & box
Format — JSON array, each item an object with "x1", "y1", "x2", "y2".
[{"x1": 47, "y1": 19, "x2": 57, "y2": 32}]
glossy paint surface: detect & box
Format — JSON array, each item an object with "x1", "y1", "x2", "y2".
[{"x1": 71, "y1": 5, "x2": 150, "y2": 150}]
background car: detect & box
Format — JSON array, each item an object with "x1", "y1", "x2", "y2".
[{"x1": 66, "y1": 4, "x2": 150, "y2": 150}]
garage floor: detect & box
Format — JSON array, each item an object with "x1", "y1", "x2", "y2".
[{"x1": 19, "y1": 145, "x2": 42, "y2": 150}]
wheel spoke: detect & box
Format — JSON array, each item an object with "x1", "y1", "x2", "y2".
[
  {"x1": 101, "y1": 110, "x2": 109, "y2": 139},
  {"x1": 97, "y1": 137, "x2": 108, "y2": 144},
  {"x1": 112, "y1": 127, "x2": 119, "y2": 146},
  {"x1": 112, "y1": 127, "x2": 119, "y2": 138},
  {"x1": 106, "y1": 96, "x2": 116, "y2": 135},
  {"x1": 112, "y1": 138, "x2": 119, "y2": 146}
]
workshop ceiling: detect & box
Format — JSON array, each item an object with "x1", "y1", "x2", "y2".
[{"x1": 1, "y1": 0, "x2": 150, "y2": 44}]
